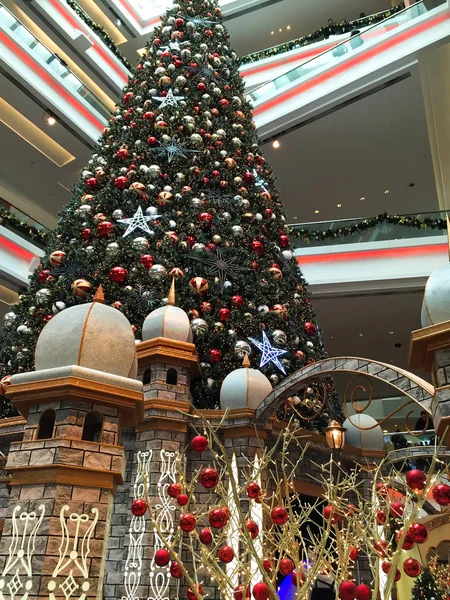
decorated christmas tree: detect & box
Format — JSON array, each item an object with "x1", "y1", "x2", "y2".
[
  {"x1": 412, "y1": 566, "x2": 443, "y2": 600},
  {"x1": 0, "y1": 0, "x2": 339, "y2": 417}
]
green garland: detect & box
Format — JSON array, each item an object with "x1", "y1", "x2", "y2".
[
  {"x1": 241, "y1": 3, "x2": 405, "y2": 65},
  {"x1": 290, "y1": 213, "x2": 447, "y2": 244},
  {"x1": 65, "y1": 0, "x2": 132, "y2": 71},
  {"x1": 0, "y1": 209, "x2": 49, "y2": 248}
]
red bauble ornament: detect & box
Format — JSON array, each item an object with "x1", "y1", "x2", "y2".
[
  {"x1": 154, "y1": 549, "x2": 170, "y2": 567},
  {"x1": 189, "y1": 277, "x2": 209, "y2": 295},
  {"x1": 279, "y1": 558, "x2": 294, "y2": 576},
  {"x1": 179, "y1": 513, "x2": 196, "y2": 532},
  {"x1": 86, "y1": 177, "x2": 98, "y2": 189},
  {"x1": 251, "y1": 240, "x2": 264, "y2": 256},
  {"x1": 245, "y1": 520, "x2": 259, "y2": 539},
  {"x1": 346, "y1": 504, "x2": 357, "y2": 516},
  {"x1": 114, "y1": 176, "x2": 128, "y2": 189},
  {"x1": 116, "y1": 147, "x2": 129, "y2": 160},
  {"x1": 406, "y1": 469, "x2": 426, "y2": 491},
  {"x1": 109, "y1": 266, "x2": 127, "y2": 284},
  {"x1": 197, "y1": 82, "x2": 206, "y2": 92},
  {"x1": 375, "y1": 483, "x2": 389, "y2": 496},
  {"x1": 323, "y1": 505, "x2": 341, "y2": 524},
  {"x1": 279, "y1": 234, "x2": 290, "y2": 248},
  {"x1": 246, "y1": 482, "x2": 261, "y2": 499},
  {"x1": 374, "y1": 540, "x2": 388, "y2": 558},
  {"x1": 403, "y1": 558, "x2": 421, "y2": 578},
  {"x1": 272, "y1": 304, "x2": 288, "y2": 320},
  {"x1": 234, "y1": 584, "x2": 250, "y2": 600},
  {"x1": 410, "y1": 523, "x2": 428, "y2": 544},
  {"x1": 209, "y1": 349, "x2": 222, "y2": 363},
  {"x1": 49, "y1": 250, "x2": 66, "y2": 266},
  {"x1": 219, "y1": 545, "x2": 235, "y2": 563},
  {"x1": 131, "y1": 498, "x2": 147, "y2": 516},
  {"x1": 349, "y1": 547, "x2": 358, "y2": 561},
  {"x1": 200, "y1": 467, "x2": 219, "y2": 489},
  {"x1": 147, "y1": 136, "x2": 158, "y2": 146},
  {"x1": 339, "y1": 581, "x2": 357, "y2": 600},
  {"x1": 390, "y1": 501, "x2": 404, "y2": 518},
  {"x1": 123, "y1": 92, "x2": 134, "y2": 103},
  {"x1": 432, "y1": 483, "x2": 450, "y2": 506},
  {"x1": 262, "y1": 559, "x2": 273, "y2": 573},
  {"x1": 191, "y1": 435, "x2": 208, "y2": 452},
  {"x1": 376, "y1": 510, "x2": 386, "y2": 525},
  {"x1": 38, "y1": 269, "x2": 51, "y2": 283},
  {"x1": 397, "y1": 529, "x2": 415, "y2": 550},
  {"x1": 177, "y1": 494, "x2": 189, "y2": 506},
  {"x1": 209, "y1": 508, "x2": 228, "y2": 529},
  {"x1": 231, "y1": 295, "x2": 245, "y2": 307},
  {"x1": 244, "y1": 171, "x2": 254, "y2": 183},
  {"x1": 355, "y1": 584, "x2": 371, "y2": 600},
  {"x1": 199, "y1": 212, "x2": 214, "y2": 227},
  {"x1": 168, "y1": 483, "x2": 182, "y2": 498},
  {"x1": 271, "y1": 506, "x2": 288, "y2": 525},
  {"x1": 381, "y1": 562, "x2": 391, "y2": 575},
  {"x1": 72, "y1": 279, "x2": 92, "y2": 297},
  {"x1": 140, "y1": 255, "x2": 154, "y2": 269},
  {"x1": 395, "y1": 569, "x2": 401, "y2": 582},
  {"x1": 187, "y1": 585, "x2": 203, "y2": 600},
  {"x1": 291, "y1": 571, "x2": 306, "y2": 587},
  {"x1": 97, "y1": 221, "x2": 113, "y2": 237},
  {"x1": 81, "y1": 228, "x2": 91, "y2": 240},
  {"x1": 144, "y1": 111, "x2": 155, "y2": 121},
  {"x1": 252, "y1": 583, "x2": 269, "y2": 600},
  {"x1": 170, "y1": 561, "x2": 183, "y2": 579},
  {"x1": 304, "y1": 322, "x2": 317, "y2": 335},
  {"x1": 199, "y1": 528, "x2": 213, "y2": 544},
  {"x1": 219, "y1": 308, "x2": 231, "y2": 321}
]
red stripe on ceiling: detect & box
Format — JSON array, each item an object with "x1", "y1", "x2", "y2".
[
  {"x1": 253, "y1": 12, "x2": 448, "y2": 117},
  {"x1": 0, "y1": 32, "x2": 104, "y2": 133},
  {"x1": 116, "y1": 0, "x2": 160, "y2": 27},
  {"x1": 0, "y1": 235, "x2": 37, "y2": 262},
  {"x1": 49, "y1": 0, "x2": 128, "y2": 82},
  {"x1": 296, "y1": 243, "x2": 448, "y2": 264},
  {"x1": 242, "y1": 43, "x2": 336, "y2": 77}
]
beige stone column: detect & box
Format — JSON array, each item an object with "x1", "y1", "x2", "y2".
[{"x1": 419, "y1": 42, "x2": 450, "y2": 211}]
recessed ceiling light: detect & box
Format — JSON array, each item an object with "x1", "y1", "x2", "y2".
[
  {"x1": 287, "y1": 25, "x2": 291, "y2": 30},
  {"x1": 314, "y1": 209, "x2": 320, "y2": 214},
  {"x1": 336, "y1": 204, "x2": 342, "y2": 208},
  {"x1": 292, "y1": 216, "x2": 298, "y2": 220},
  {"x1": 271, "y1": 30, "x2": 274, "y2": 34},
  {"x1": 330, "y1": 335, "x2": 334, "y2": 339},
  {"x1": 383, "y1": 429, "x2": 388, "y2": 433},
  {"x1": 384, "y1": 189, "x2": 390, "y2": 194},
  {"x1": 279, "y1": 28, "x2": 282, "y2": 32},
  {"x1": 388, "y1": 331, "x2": 394, "y2": 335},
  {"x1": 272, "y1": 139, "x2": 280, "y2": 149},
  {"x1": 46, "y1": 115, "x2": 56, "y2": 126},
  {"x1": 360, "y1": 196, "x2": 365, "y2": 201},
  {"x1": 115, "y1": 18, "x2": 122, "y2": 27},
  {"x1": 359, "y1": 333, "x2": 364, "y2": 337}
]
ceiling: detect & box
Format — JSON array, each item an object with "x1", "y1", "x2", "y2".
[{"x1": 262, "y1": 62, "x2": 439, "y2": 224}]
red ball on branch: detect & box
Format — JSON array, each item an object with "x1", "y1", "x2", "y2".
[
  {"x1": 410, "y1": 523, "x2": 428, "y2": 544},
  {"x1": 376, "y1": 510, "x2": 387, "y2": 525},
  {"x1": 304, "y1": 322, "x2": 317, "y2": 335},
  {"x1": 403, "y1": 558, "x2": 421, "y2": 578},
  {"x1": 97, "y1": 221, "x2": 113, "y2": 237},
  {"x1": 339, "y1": 581, "x2": 357, "y2": 600},
  {"x1": 291, "y1": 571, "x2": 306, "y2": 587},
  {"x1": 218, "y1": 545, "x2": 235, "y2": 563},
  {"x1": 109, "y1": 266, "x2": 127, "y2": 284},
  {"x1": 170, "y1": 561, "x2": 183, "y2": 579},
  {"x1": 375, "y1": 483, "x2": 389, "y2": 496},
  {"x1": 279, "y1": 558, "x2": 294, "y2": 576},
  {"x1": 114, "y1": 176, "x2": 128, "y2": 190},
  {"x1": 199, "y1": 467, "x2": 219, "y2": 489},
  {"x1": 397, "y1": 529, "x2": 415, "y2": 550},
  {"x1": 177, "y1": 494, "x2": 189, "y2": 507},
  {"x1": 167, "y1": 483, "x2": 182, "y2": 498},
  {"x1": 252, "y1": 583, "x2": 269, "y2": 600},
  {"x1": 179, "y1": 513, "x2": 196, "y2": 532},
  {"x1": 355, "y1": 584, "x2": 371, "y2": 600},
  {"x1": 187, "y1": 585, "x2": 203, "y2": 600},
  {"x1": 209, "y1": 508, "x2": 228, "y2": 529},
  {"x1": 323, "y1": 505, "x2": 341, "y2": 524},
  {"x1": 154, "y1": 549, "x2": 170, "y2": 567},
  {"x1": 234, "y1": 584, "x2": 250, "y2": 600},
  {"x1": 199, "y1": 527, "x2": 213, "y2": 544},
  {"x1": 271, "y1": 506, "x2": 288, "y2": 525},
  {"x1": 390, "y1": 501, "x2": 404, "y2": 518},
  {"x1": 246, "y1": 482, "x2": 261, "y2": 500},
  {"x1": 349, "y1": 547, "x2": 358, "y2": 561},
  {"x1": 140, "y1": 255, "x2": 154, "y2": 269},
  {"x1": 209, "y1": 349, "x2": 222, "y2": 363},
  {"x1": 191, "y1": 435, "x2": 208, "y2": 452},
  {"x1": 405, "y1": 469, "x2": 426, "y2": 491},
  {"x1": 432, "y1": 483, "x2": 450, "y2": 506},
  {"x1": 262, "y1": 558, "x2": 273, "y2": 573},
  {"x1": 131, "y1": 498, "x2": 147, "y2": 516},
  {"x1": 245, "y1": 519, "x2": 259, "y2": 539}
]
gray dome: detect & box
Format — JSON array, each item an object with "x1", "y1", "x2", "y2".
[
  {"x1": 220, "y1": 360, "x2": 272, "y2": 410},
  {"x1": 421, "y1": 264, "x2": 450, "y2": 327},
  {"x1": 35, "y1": 288, "x2": 137, "y2": 378},
  {"x1": 343, "y1": 414, "x2": 384, "y2": 451},
  {"x1": 142, "y1": 305, "x2": 192, "y2": 342}
]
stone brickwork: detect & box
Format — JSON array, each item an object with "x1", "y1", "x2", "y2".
[{"x1": 139, "y1": 361, "x2": 192, "y2": 407}]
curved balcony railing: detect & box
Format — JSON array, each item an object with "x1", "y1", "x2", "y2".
[
  {"x1": 290, "y1": 211, "x2": 447, "y2": 249},
  {"x1": 0, "y1": 3, "x2": 110, "y2": 121},
  {"x1": 0, "y1": 198, "x2": 50, "y2": 248}
]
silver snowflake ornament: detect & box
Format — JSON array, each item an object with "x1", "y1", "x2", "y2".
[
  {"x1": 253, "y1": 169, "x2": 269, "y2": 194},
  {"x1": 188, "y1": 58, "x2": 221, "y2": 81},
  {"x1": 118, "y1": 206, "x2": 159, "y2": 238},
  {"x1": 151, "y1": 136, "x2": 199, "y2": 164},
  {"x1": 183, "y1": 15, "x2": 216, "y2": 27},
  {"x1": 189, "y1": 247, "x2": 249, "y2": 288},
  {"x1": 249, "y1": 330, "x2": 287, "y2": 375},
  {"x1": 128, "y1": 284, "x2": 159, "y2": 315}
]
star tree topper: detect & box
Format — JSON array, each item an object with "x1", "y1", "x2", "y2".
[
  {"x1": 153, "y1": 89, "x2": 185, "y2": 109},
  {"x1": 118, "y1": 206, "x2": 159, "y2": 238},
  {"x1": 249, "y1": 330, "x2": 287, "y2": 374}
]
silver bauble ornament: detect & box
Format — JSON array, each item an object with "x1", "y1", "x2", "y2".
[
  {"x1": 112, "y1": 209, "x2": 124, "y2": 219},
  {"x1": 232, "y1": 225, "x2": 243, "y2": 236},
  {"x1": 78, "y1": 204, "x2": 91, "y2": 214},
  {"x1": 192, "y1": 243, "x2": 206, "y2": 252},
  {"x1": 4, "y1": 312, "x2": 16, "y2": 327},
  {"x1": 146, "y1": 206, "x2": 158, "y2": 215},
  {"x1": 258, "y1": 305, "x2": 270, "y2": 315},
  {"x1": 190, "y1": 133, "x2": 203, "y2": 148},
  {"x1": 17, "y1": 325, "x2": 31, "y2": 335},
  {"x1": 52, "y1": 301, "x2": 66, "y2": 314},
  {"x1": 281, "y1": 250, "x2": 293, "y2": 262},
  {"x1": 36, "y1": 288, "x2": 51, "y2": 304},
  {"x1": 235, "y1": 340, "x2": 251, "y2": 359},
  {"x1": 106, "y1": 242, "x2": 119, "y2": 254},
  {"x1": 190, "y1": 318, "x2": 208, "y2": 335},
  {"x1": 272, "y1": 329, "x2": 287, "y2": 344},
  {"x1": 132, "y1": 237, "x2": 149, "y2": 251},
  {"x1": 148, "y1": 165, "x2": 161, "y2": 178},
  {"x1": 270, "y1": 374, "x2": 279, "y2": 385},
  {"x1": 149, "y1": 264, "x2": 167, "y2": 279},
  {"x1": 306, "y1": 341, "x2": 314, "y2": 348}
]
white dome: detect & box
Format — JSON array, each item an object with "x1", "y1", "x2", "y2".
[
  {"x1": 142, "y1": 305, "x2": 192, "y2": 342},
  {"x1": 421, "y1": 264, "x2": 450, "y2": 327},
  {"x1": 343, "y1": 414, "x2": 384, "y2": 451},
  {"x1": 35, "y1": 288, "x2": 137, "y2": 378},
  {"x1": 220, "y1": 365, "x2": 272, "y2": 410}
]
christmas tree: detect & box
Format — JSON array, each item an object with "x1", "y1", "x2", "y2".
[
  {"x1": 0, "y1": 0, "x2": 338, "y2": 416},
  {"x1": 412, "y1": 566, "x2": 443, "y2": 600}
]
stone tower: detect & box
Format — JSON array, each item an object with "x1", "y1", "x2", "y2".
[{"x1": 0, "y1": 287, "x2": 142, "y2": 600}]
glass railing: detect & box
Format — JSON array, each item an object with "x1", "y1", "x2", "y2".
[
  {"x1": 247, "y1": 0, "x2": 442, "y2": 106},
  {"x1": 290, "y1": 211, "x2": 447, "y2": 249},
  {"x1": 0, "y1": 3, "x2": 110, "y2": 120},
  {"x1": 384, "y1": 429, "x2": 450, "y2": 473},
  {"x1": 0, "y1": 198, "x2": 50, "y2": 248}
]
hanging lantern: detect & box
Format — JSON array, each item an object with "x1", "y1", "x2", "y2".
[{"x1": 325, "y1": 420, "x2": 346, "y2": 453}]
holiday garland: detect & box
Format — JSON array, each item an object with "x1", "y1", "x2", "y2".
[
  {"x1": 240, "y1": 3, "x2": 405, "y2": 65},
  {"x1": 290, "y1": 212, "x2": 447, "y2": 244},
  {"x1": 0, "y1": 208, "x2": 49, "y2": 248},
  {"x1": 64, "y1": 0, "x2": 132, "y2": 70}
]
